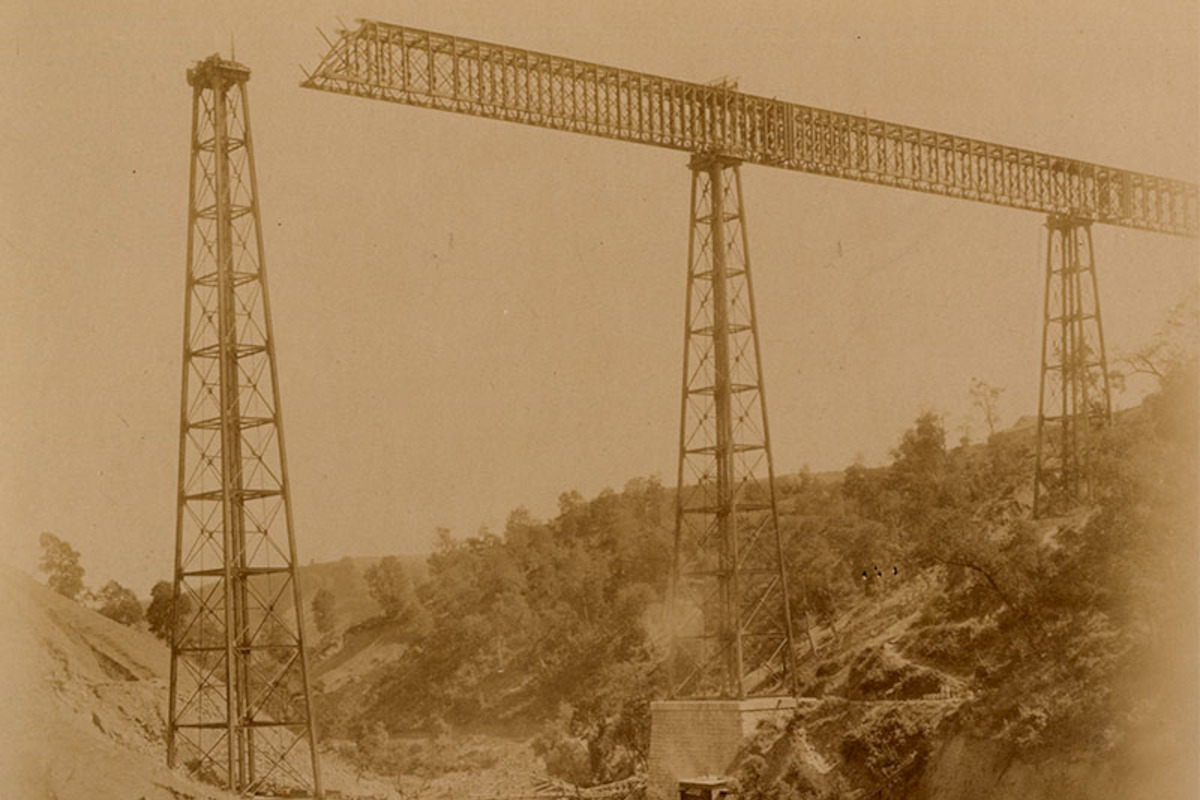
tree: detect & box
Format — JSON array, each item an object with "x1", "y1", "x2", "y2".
[
  {"x1": 311, "y1": 587, "x2": 337, "y2": 635},
  {"x1": 96, "y1": 580, "x2": 143, "y2": 626},
  {"x1": 1115, "y1": 287, "x2": 1199, "y2": 385},
  {"x1": 38, "y1": 532, "x2": 85, "y2": 600},
  {"x1": 842, "y1": 463, "x2": 880, "y2": 518},
  {"x1": 969, "y1": 378, "x2": 1005, "y2": 439},
  {"x1": 364, "y1": 556, "x2": 415, "y2": 620},
  {"x1": 888, "y1": 411, "x2": 951, "y2": 527},
  {"x1": 146, "y1": 580, "x2": 193, "y2": 642}
]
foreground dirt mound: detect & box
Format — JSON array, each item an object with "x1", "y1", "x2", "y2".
[
  {"x1": 0, "y1": 566, "x2": 235, "y2": 800},
  {"x1": 0, "y1": 567, "x2": 423, "y2": 800}
]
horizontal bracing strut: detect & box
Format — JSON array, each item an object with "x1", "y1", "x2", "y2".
[{"x1": 303, "y1": 19, "x2": 1197, "y2": 237}]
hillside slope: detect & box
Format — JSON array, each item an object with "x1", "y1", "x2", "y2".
[
  {"x1": 0, "y1": 566, "x2": 408, "y2": 800},
  {"x1": 271, "y1": 554, "x2": 428, "y2": 640},
  {"x1": 731, "y1": 386, "x2": 1199, "y2": 800},
  {"x1": 0, "y1": 566, "x2": 233, "y2": 800},
  {"x1": 733, "y1": 557, "x2": 1197, "y2": 800}
]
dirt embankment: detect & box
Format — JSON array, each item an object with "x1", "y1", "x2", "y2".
[
  {"x1": 0, "y1": 567, "x2": 408, "y2": 800},
  {"x1": 0, "y1": 566, "x2": 233, "y2": 800}
]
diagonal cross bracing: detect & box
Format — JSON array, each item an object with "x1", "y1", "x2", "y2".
[
  {"x1": 169, "y1": 53, "x2": 323, "y2": 798},
  {"x1": 668, "y1": 155, "x2": 798, "y2": 699}
]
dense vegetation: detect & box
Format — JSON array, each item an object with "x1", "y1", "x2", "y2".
[
  {"x1": 320, "y1": 480, "x2": 675, "y2": 783},
  {"x1": 317, "y1": 340, "x2": 1196, "y2": 794},
  {"x1": 730, "y1": 320, "x2": 1199, "y2": 797},
  {"x1": 33, "y1": 296, "x2": 1193, "y2": 796},
  {"x1": 35, "y1": 347, "x2": 1194, "y2": 794}
]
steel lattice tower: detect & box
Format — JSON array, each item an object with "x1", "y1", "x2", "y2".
[
  {"x1": 1033, "y1": 216, "x2": 1113, "y2": 518},
  {"x1": 167, "y1": 54, "x2": 323, "y2": 797},
  {"x1": 668, "y1": 154, "x2": 798, "y2": 699}
]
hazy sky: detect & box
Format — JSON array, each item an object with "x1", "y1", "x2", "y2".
[{"x1": 2, "y1": 0, "x2": 1196, "y2": 591}]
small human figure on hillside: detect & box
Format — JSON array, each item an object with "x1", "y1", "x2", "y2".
[{"x1": 859, "y1": 564, "x2": 900, "y2": 595}]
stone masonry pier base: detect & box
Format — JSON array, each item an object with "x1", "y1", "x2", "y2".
[{"x1": 647, "y1": 697, "x2": 798, "y2": 800}]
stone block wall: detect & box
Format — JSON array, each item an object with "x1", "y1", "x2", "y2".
[{"x1": 647, "y1": 697, "x2": 797, "y2": 800}]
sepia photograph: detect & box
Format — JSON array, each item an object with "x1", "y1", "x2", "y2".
[{"x1": 1, "y1": 1, "x2": 1196, "y2": 798}]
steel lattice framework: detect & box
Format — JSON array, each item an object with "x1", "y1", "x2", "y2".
[
  {"x1": 301, "y1": 20, "x2": 1199, "y2": 694},
  {"x1": 669, "y1": 154, "x2": 797, "y2": 698},
  {"x1": 1033, "y1": 217, "x2": 1112, "y2": 518},
  {"x1": 302, "y1": 20, "x2": 1197, "y2": 237},
  {"x1": 169, "y1": 55, "x2": 323, "y2": 797}
]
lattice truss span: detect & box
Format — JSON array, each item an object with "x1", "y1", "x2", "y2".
[
  {"x1": 169, "y1": 55, "x2": 323, "y2": 797},
  {"x1": 296, "y1": 14, "x2": 1200, "y2": 683},
  {"x1": 1033, "y1": 217, "x2": 1112, "y2": 518},
  {"x1": 303, "y1": 20, "x2": 1198, "y2": 237},
  {"x1": 670, "y1": 156, "x2": 797, "y2": 699}
]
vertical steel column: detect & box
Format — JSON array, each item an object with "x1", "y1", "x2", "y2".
[
  {"x1": 169, "y1": 54, "x2": 323, "y2": 799},
  {"x1": 706, "y1": 157, "x2": 744, "y2": 698},
  {"x1": 733, "y1": 168, "x2": 804, "y2": 683},
  {"x1": 240, "y1": 79, "x2": 326, "y2": 799},
  {"x1": 167, "y1": 78, "x2": 203, "y2": 774},
  {"x1": 209, "y1": 62, "x2": 242, "y2": 788},
  {"x1": 1033, "y1": 216, "x2": 1112, "y2": 518},
  {"x1": 668, "y1": 172, "x2": 700, "y2": 698},
  {"x1": 669, "y1": 153, "x2": 798, "y2": 699}
]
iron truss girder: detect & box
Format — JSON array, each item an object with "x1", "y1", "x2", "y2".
[{"x1": 303, "y1": 19, "x2": 1198, "y2": 237}]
